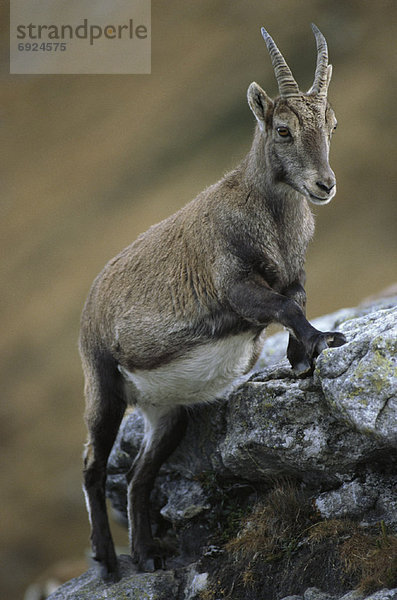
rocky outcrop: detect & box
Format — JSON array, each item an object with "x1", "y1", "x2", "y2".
[
  {"x1": 280, "y1": 589, "x2": 397, "y2": 600},
  {"x1": 48, "y1": 298, "x2": 397, "y2": 600}
]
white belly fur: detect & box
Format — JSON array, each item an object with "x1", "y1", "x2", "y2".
[{"x1": 118, "y1": 331, "x2": 258, "y2": 408}]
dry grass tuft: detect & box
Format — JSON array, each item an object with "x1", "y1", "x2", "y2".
[
  {"x1": 199, "y1": 588, "x2": 217, "y2": 600},
  {"x1": 242, "y1": 565, "x2": 256, "y2": 589},
  {"x1": 205, "y1": 479, "x2": 397, "y2": 599},
  {"x1": 308, "y1": 518, "x2": 359, "y2": 543},
  {"x1": 225, "y1": 479, "x2": 311, "y2": 561},
  {"x1": 308, "y1": 518, "x2": 397, "y2": 593},
  {"x1": 340, "y1": 524, "x2": 397, "y2": 594}
]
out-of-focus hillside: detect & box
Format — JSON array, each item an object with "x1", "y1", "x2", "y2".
[{"x1": 1, "y1": 1, "x2": 396, "y2": 598}]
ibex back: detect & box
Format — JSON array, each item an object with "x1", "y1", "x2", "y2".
[{"x1": 79, "y1": 24, "x2": 346, "y2": 580}]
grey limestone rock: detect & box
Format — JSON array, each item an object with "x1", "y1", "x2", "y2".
[
  {"x1": 303, "y1": 588, "x2": 337, "y2": 600},
  {"x1": 301, "y1": 589, "x2": 397, "y2": 600},
  {"x1": 160, "y1": 478, "x2": 211, "y2": 523},
  {"x1": 219, "y1": 369, "x2": 379, "y2": 486},
  {"x1": 316, "y1": 307, "x2": 397, "y2": 444},
  {"x1": 48, "y1": 296, "x2": 397, "y2": 600},
  {"x1": 314, "y1": 473, "x2": 397, "y2": 525},
  {"x1": 106, "y1": 300, "x2": 397, "y2": 526},
  {"x1": 220, "y1": 306, "x2": 396, "y2": 486},
  {"x1": 47, "y1": 557, "x2": 209, "y2": 600},
  {"x1": 314, "y1": 479, "x2": 378, "y2": 519},
  {"x1": 361, "y1": 591, "x2": 397, "y2": 600},
  {"x1": 47, "y1": 555, "x2": 179, "y2": 600}
]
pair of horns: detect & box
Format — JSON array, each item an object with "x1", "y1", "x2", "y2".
[{"x1": 261, "y1": 23, "x2": 330, "y2": 98}]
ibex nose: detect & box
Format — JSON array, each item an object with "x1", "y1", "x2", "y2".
[{"x1": 316, "y1": 176, "x2": 336, "y2": 195}]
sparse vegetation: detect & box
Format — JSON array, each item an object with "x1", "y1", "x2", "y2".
[
  {"x1": 200, "y1": 480, "x2": 397, "y2": 600},
  {"x1": 340, "y1": 522, "x2": 397, "y2": 593},
  {"x1": 225, "y1": 479, "x2": 312, "y2": 561},
  {"x1": 307, "y1": 517, "x2": 356, "y2": 543},
  {"x1": 308, "y1": 518, "x2": 397, "y2": 593}
]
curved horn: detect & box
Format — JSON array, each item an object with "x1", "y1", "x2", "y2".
[
  {"x1": 310, "y1": 23, "x2": 329, "y2": 96},
  {"x1": 261, "y1": 27, "x2": 300, "y2": 98}
]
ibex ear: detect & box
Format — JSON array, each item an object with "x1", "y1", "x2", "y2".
[{"x1": 247, "y1": 82, "x2": 273, "y2": 125}]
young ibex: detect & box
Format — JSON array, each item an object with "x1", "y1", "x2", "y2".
[{"x1": 80, "y1": 24, "x2": 346, "y2": 580}]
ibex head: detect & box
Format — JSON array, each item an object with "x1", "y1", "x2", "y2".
[{"x1": 248, "y1": 24, "x2": 337, "y2": 205}]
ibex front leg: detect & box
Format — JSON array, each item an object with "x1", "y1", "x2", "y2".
[
  {"x1": 227, "y1": 275, "x2": 346, "y2": 367},
  {"x1": 283, "y1": 276, "x2": 313, "y2": 376}
]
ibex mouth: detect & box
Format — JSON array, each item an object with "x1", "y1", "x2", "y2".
[{"x1": 304, "y1": 186, "x2": 335, "y2": 206}]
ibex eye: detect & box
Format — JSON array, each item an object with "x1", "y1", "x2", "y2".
[{"x1": 277, "y1": 127, "x2": 290, "y2": 137}]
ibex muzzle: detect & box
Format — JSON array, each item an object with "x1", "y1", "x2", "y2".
[{"x1": 79, "y1": 24, "x2": 346, "y2": 581}]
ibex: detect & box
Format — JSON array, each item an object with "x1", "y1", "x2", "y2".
[{"x1": 80, "y1": 24, "x2": 346, "y2": 580}]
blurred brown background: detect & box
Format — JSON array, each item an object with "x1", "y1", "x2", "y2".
[{"x1": 1, "y1": 1, "x2": 396, "y2": 598}]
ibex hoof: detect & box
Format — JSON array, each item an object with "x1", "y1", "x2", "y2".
[
  {"x1": 326, "y1": 331, "x2": 347, "y2": 347},
  {"x1": 293, "y1": 359, "x2": 313, "y2": 378},
  {"x1": 132, "y1": 538, "x2": 170, "y2": 572},
  {"x1": 133, "y1": 554, "x2": 166, "y2": 572},
  {"x1": 311, "y1": 330, "x2": 347, "y2": 359},
  {"x1": 97, "y1": 558, "x2": 120, "y2": 583},
  {"x1": 139, "y1": 555, "x2": 165, "y2": 572}
]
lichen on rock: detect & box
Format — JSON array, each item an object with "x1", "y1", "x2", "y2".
[{"x1": 316, "y1": 307, "x2": 397, "y2": 443}]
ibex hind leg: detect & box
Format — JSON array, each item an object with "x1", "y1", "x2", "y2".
[
  {"x1": 127, "y1": 404, "x2": 188, "y2": 572},
  {"x1": 82, "y1": 355, "x2": 126, "y2": 581}
]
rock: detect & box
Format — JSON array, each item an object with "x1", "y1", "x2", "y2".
[
  {"x1": 297, "y1": 588, "x2": 397, "y2": 600},
  {"x1": 316, "y1": 307, "x2": 397, "y2": 444},
  {"x1": 280, "y1": 589, "x2": 397, "y2": 600},
  {"x1": 219, "y1": 371, "x2": 379, "y2": 486},
  {"x1": 47, "y1": 557, "x2": 210, "y2": 600},
  {"x1": 23, "y1": 558, "x2": 87, "y2": 600},
  {"x1": 106, "y1": 301, "x2": 397, "y2": 523},
  {"x1": 220, "y1": 304, "x2": 396, "y2": 488},
  {"x1": 183, "y1": 566, "x2": 209, "y2": 600},
  {"x1": 371, "y1": 474, "x2": 397, "y2": 527},
  {"x1": 359, "y1": 591, "x2": 397, "y2": 600},
  {"x1": 160, "y1": 478, "x2": 211, "y2": 523},
  {"x1": 304, "y1": 588, "x2": 337, "y2": 600},
  {"x1": 338, "y1": 591, "x2": 364, "y2": 600},
  {"x1": 47, "y1": 555, "x2": 179, "y2": 600},
  {"x1": 49, "y1": 296, "x2": 397, "y2": 600},
  {"x1": 314, "y1": 479, "x2": 379, "y2": 520},
  {"x1": 314, "y1": 473, "x2": 397, "y2": 526}
]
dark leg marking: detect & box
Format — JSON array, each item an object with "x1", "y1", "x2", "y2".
[
  {"x1": 126, "y1": 405, "x2": 188, "y2": 572},
  {"x1": 83, "y1": 355, "x2": 126, "y2": 582},
  {"x1": 287, "y1": 334, "x2": 312, "y2": 376}
]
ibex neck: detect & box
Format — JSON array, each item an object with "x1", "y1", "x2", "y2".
[
  {"x1": 243, "y1": 125, "x2": 266, "y2": 191},
  {"x1": 243, "y1": 124, "x2": 300, "y2": 204}
]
